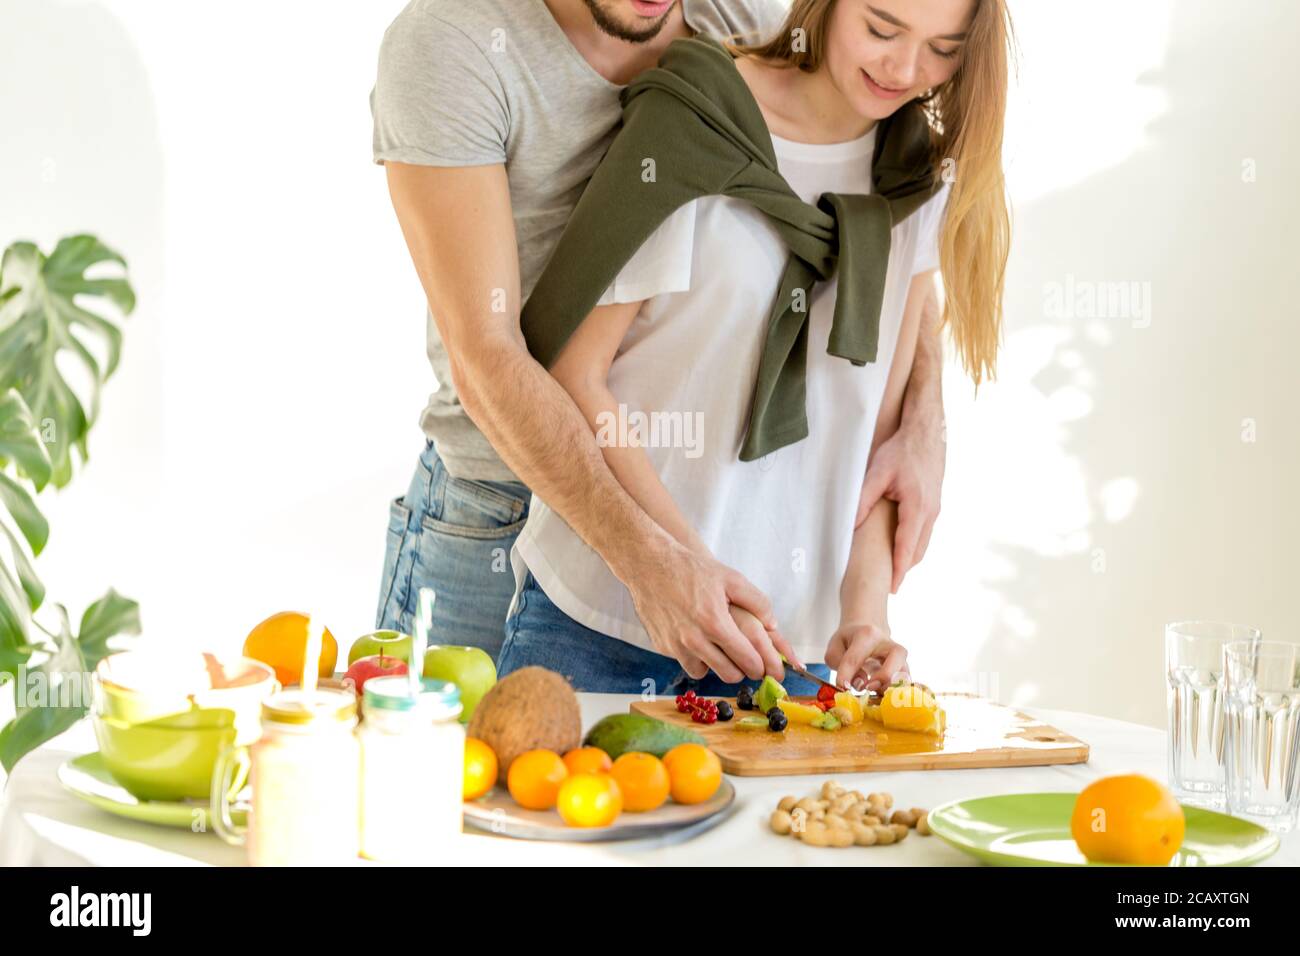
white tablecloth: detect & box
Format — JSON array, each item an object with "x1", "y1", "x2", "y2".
[{"x1": 2, "y1": 695, "x2": 1295, "y2": 866}]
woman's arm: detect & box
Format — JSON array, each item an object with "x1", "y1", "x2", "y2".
[
  {"x1": 549, "y1": 300, "x2": 804, "y2": 676},
  {"x1": 549, "y1": 300, "x2": 711, "y2": 557},
  {"x1": 839, "y1": 497, "x2": 896, "y2": 633},
  {"x1": 853, "y1": 280, "x2": 947, "y2": 592},
  {"x1": 825, "y1": 270, "x2": 939, "y2": 690}
]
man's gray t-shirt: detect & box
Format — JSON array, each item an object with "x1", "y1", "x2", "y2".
[{"x1": 371, "y1": 0, "x2": 785, "y2": 481}]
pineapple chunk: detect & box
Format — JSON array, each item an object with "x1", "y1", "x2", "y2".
[
  {"x1": 776, "y1": 698, "x2": 823, "y2": 725},
  {"x1": 832, "y1": 691, "x2": 863, "y2": 724},
  {"x1": 865, "y1": 683, "x2": 945, "y2": 737}
]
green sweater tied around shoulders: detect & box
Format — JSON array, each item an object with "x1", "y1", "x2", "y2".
[{"x1": 521, "y1": 34, "x2": 940, "y2": 461}]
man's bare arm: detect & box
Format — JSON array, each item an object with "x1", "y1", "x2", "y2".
[
  {"x1": 384, "y1": 162, "x2": 780, "y2": 677},
  {"x1": 855, "y1": 271, "x2": 947, "y2": 591}
]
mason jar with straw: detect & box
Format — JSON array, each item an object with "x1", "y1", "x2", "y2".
[
  {"x1": 211, "y1": 615, "x2": 362, "y2": 865},
  {"x1": 359, "y1": 589, "x2": 466, "y2": 862}
]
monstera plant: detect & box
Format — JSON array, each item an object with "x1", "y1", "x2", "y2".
[{"x1": 0, "y1": 235, "x2": 141, "y2": 771}]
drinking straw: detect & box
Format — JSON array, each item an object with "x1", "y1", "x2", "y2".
[
  {"x1": 302, "y1": 614, "x2": 324, "y2": 704},
  {"x1": 411, "y1": 588, "x2": 434, "y2": 698}
]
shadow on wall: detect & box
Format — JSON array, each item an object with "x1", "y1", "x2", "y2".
[
  {"x1": 0, "y1": 0, "x2": 162, "y2": 252},
  {"x1": 0, "y1": 0, "x2": 165, "y2": 488},
  {"x1": 0, "y1": 0, "x2": 163, "y2": 747},
  {"x1": 974, "y1": 0, "x2": 1299, "y2": 727}
]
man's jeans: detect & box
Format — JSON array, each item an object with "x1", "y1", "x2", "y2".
[
  {"x1": 375, "y1": 442, "x2": 530, "y2": 659},
  {"x1": 502, "y1": 570, "x2": 832, "y2": 696}
]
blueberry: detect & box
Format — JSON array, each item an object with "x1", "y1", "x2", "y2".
[
  {"x1": 715, "y1": 700, "x2": 734, "y2": 722},
  {"x1": 767, "y1": 708, "x2": 788, "y2": 732},
  {"x1": 736, "y1": 686, "x2": 754, "y2": 711}
]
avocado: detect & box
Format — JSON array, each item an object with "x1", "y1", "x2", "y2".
[
  {"x1": 583, "y1": 713, "x2": 705, "y2": 759},
  {"x1": 753, "y1": 675, "x2": 788, "y2": 715}
]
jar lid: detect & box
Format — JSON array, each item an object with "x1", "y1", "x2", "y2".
[
  {"x1": 261, "y1": 688, "x2": 357, "y2": 726},
  {"x1": 364, "y1": 675, "x2": 461, "y2": 714}
]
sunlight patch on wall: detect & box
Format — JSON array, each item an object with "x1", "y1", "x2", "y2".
[
  {"x1": 1004, "y1": 0, "x2": 1174, "y2": 202},
  {"x1": 894, "y1": 3, "x2": 1175, "y2": 708}
]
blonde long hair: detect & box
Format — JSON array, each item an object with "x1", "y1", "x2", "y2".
[{"x1": 737, "y1": 0, "x2": 1013, "y2": 384}]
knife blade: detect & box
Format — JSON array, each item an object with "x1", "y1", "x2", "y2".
[{"x1": 784, "y1": 660, "x2": 880, "y2": 701}]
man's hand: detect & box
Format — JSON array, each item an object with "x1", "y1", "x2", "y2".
[
  {"x1": 824, "y1": 621, "x2": 910, "y2": 694},
  {"x1": 625, "y1": 541, "x2": 801, "y2": 684},
  {"x1": 855, "y1": 415, "x2": 945, "y2": 593}
]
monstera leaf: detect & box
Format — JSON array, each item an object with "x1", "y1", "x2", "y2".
[
  {"x1": 0, "y1": 234, "x2": 140, "y2": 772},
  {"x1": 0, "y1": 389, "x2": 52, "y2": 679},
  {"x1": 0, "y1": 235, "x2": 134, "y2": 487},
  {"x1": 0, "y1": 590, "x2": 141, "y2": 772}
]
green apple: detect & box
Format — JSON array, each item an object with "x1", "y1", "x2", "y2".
[
  {"x1": 422, "y1": 645, "x2": 497, "y2": 723},
  {"x1": 347, "y1": 630, "x2": 414, "y2": 666}
]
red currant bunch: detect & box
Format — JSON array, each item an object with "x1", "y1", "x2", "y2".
[{"x1": 674, "y1": 690, "x2": 719, "y2": 724}]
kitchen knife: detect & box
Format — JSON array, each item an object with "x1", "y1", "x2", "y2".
[{"x1": 784, "y1": 659, "x2": 880, "y2": 701}]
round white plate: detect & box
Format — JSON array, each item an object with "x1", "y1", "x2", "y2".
[{"x1": 463, "y1": 778, "x2": 736, "y2": 842}]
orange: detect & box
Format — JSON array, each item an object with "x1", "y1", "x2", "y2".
[
  {"x1": 610, "y1": 752, "x2": 670, "y2": 812},
  {"x1": 563, "y1": 746, "x2": 613, "y2": 777},
  {"x1": 661, "y1": 743, "x2": 722, "y2": 805},
  {"x1": 556, "y1": 773, "x2": 623, "y2": 828},
  {"x1": 507, "y1": 749, "x2": 568, "y2": 810},
  {"x1": 463, "y1": 738, "x2": 498, "y2": 801},
  {"x1": 242, "y1": 611, "x2": 337, "y2": 686},
  {"x1": 1070, "y1": 774, "x2": 1185, "y2": 865}
]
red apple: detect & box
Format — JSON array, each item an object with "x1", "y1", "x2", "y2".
[{"x1": 343, "y1": 653, "x2": 408, "y2": 698}]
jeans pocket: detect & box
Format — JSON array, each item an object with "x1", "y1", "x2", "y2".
[
  {"x1": 423, "y1": 481, "x2": 529, "y2": 540},
  {"x1": 436, "y1": 475, "x2": 527, "y2": 533},
  {"x1": 375, "y1": 496, "x2": 414, "y2": 629},
  {"x1": 410, "y1": 518, "x2": 523, "y2": 660}
]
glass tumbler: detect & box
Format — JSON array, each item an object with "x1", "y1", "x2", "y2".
[
  {"x1": 1223, "y1": 639, "x2": 1300, "y2": 832},
  {"x1": 1166, "y1": 621, "x2": 1261, "y2": 808}
]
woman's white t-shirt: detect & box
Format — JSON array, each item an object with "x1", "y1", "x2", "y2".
[{"x1": 512, "y1": 126, "x2": 950, "y2": 664}]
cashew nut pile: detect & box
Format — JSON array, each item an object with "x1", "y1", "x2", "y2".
[{"x1": 769, "y1": 780, "x2": 932, "y2": 848}]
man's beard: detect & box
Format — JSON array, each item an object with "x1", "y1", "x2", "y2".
[{"x1": 581, "y1": 0, "x2": 675, "y2": 44}]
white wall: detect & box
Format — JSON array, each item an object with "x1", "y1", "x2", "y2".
[
  {"x1": 1, "y1": 0, "x2": 428, "y2": 680},
  {"x1": 2, "y1": 0, "x2": 1295, "y2": 730}
]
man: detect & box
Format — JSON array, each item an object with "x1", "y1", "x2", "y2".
[{"x1": 371, "y1": 0, "x2": 946, "y2": 684}]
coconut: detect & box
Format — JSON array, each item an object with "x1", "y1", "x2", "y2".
[{"x1": 466, "y1": 666, "x2": 582, "y2": 784}]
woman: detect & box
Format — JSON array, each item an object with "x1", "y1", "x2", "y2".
[{"x1": 503, "y1": 0, "x2": 1012, "y2": 696}]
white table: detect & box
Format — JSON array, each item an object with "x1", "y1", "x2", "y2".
[{"x1": 2, "y1": 695, "x2": 1294, "y2": 866}]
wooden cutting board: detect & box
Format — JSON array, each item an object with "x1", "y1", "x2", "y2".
[{"x1": 630, "y1": 693, "x2": 1089, "y2": 777}]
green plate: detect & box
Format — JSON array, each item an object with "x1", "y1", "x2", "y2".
[
  {"x1": 927, "y1": 792, "x2": 1280, "y2": 867},
  {"x1": 57, "y1": 752, "x2": 248, "y2": 831}
]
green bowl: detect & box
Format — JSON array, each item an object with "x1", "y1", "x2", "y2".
[
  {"x1": 94, "y1": 688, "x2": 235, "y2": 729},
  {"x1": 93, "y1": 651, "x2": 276, "y2": 742},
  {"x1": 92, "y1": 714, "x2": 240, "y2": 803}
]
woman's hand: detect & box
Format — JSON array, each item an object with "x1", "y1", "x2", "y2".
[{"x1": 824, "y1": 621, "x2": 909, "y2": 693}]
